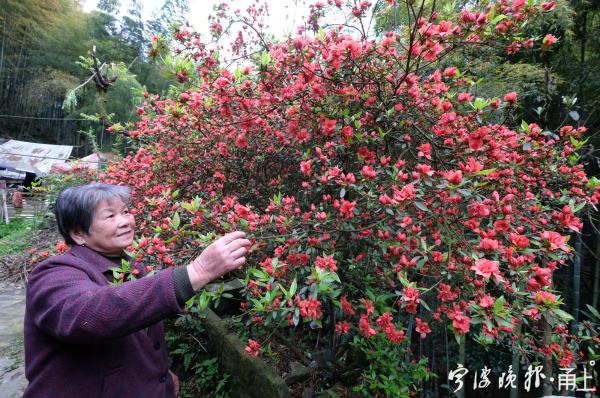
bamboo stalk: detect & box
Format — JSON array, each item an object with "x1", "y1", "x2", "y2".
[
  {"x1": 572, "y1": 234, "x2": 582, "y2": 334},
  {"x1": 593, "y1": 230, "x2": 600, "y2": 310},
  {"x1": 0, "y1": 19, "x2": 6, "y2": 96},
  {"x1": 542, "y1": 319, "x2": 553, "y2": 396},
  {"x1": 509, "y1": 324, "x2": 521, "y2": 398},
  {"x1": 457, "y1": 335, "x2": 465, "y2": 398}
]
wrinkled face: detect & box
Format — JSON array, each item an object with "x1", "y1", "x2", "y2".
[{"x1": 74, "y1": 198, "x2": 135, "y2": 257}]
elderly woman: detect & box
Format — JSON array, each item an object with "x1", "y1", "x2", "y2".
[{"x1": 23, "y1": 183, "x2": 250, "y2": 397}]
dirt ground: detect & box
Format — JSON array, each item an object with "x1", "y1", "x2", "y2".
[{"x1": 0, "y1": 226, "x2": 60, "y2": 285}]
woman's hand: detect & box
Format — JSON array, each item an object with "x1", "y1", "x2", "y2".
[
  {"x1": 168, "y1": 369, "x2": 180, "y2": 397},
  {"x1": 186, "y1": 231, "x2": 251, "y2": 291}
]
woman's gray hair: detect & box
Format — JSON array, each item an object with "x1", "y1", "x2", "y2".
[{"x1": 54, "y1": 184, "x2": 130, "y2": 245}]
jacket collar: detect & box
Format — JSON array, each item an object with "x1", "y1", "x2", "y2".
[{"x1": 69, "y1": 244, "x2": 125, "y2": 274}]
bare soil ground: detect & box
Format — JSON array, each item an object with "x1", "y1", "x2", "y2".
[{"x1": 0, "y1": 226, "x2": 60, "y2": 285}]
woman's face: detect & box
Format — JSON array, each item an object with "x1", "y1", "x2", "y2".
[{"x1": 76, "y1": 198, "x2": 135, "y2": 257}]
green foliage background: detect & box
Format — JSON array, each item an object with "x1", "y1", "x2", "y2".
[{"x1": 0, "y1": 0, "x2": 184, "y2": 155}]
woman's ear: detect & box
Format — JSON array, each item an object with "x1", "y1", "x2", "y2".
[{"x1": 69, "y1": 229, "x2": 87, "y2": 246}]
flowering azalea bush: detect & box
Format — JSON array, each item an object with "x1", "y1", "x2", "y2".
[{"x1": 97, "y1": 0, "x2": 600, "y2": 395}]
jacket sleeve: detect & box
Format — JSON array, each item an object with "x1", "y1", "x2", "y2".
[{"x1": 27, "y1": 261, "x2": 184, "y2": 343}]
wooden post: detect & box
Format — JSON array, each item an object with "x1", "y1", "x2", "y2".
[{"x1": 0, "y1": 180, "x2": 8, "y2": 224}]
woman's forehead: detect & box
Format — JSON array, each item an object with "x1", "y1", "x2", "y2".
[{"x1": 96, "y1": 198, "x2": 127, "y2": 211}]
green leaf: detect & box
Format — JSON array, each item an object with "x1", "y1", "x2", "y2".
[
  {"x1": 251, "y1": 298, "x2": 264, "y2": 312},
  {"x1": 584, "y1": 304, "x2": 600, "y2": 321},
  {"x1": 397, "y1": 272, "x2": 409, "y2": 287},
  {"x1": 496, "y1": 317, "x2": 513, "y2": 329},
  {"x1": 586, "y1": 177, "x2": 600, "y2": 189},
  {"x1": 473, "y1": 97, "x2": 488, "y2": 110},
  {"x1": 260, "y1": 50, "x2": 271, "y2": 66},
  {"x1": 171, "y1": 212, "x2": 180, "y2": 229},
  {"x1": 251, "y1": 268, "x2": 268, "y2": 280},
  {"x1": 552, "y1": 308, "x2": 574, "y2": 322},
  {"x1": 340, "y1": 188, "x2": 346, "y2": 198},
  {"x1": 568, "y1": 111, "x2": 579, "y2": 121},
  {"x1": 494, "y1": 296, "x2": 505, "y2": 315},
  {"x1": 474, "y1": 168, "x2": 496, "y2": 176},
  {"x1": 454, "y1": 333, "x2": 462, "y2": 346},
  {"x1": 490, "y1": 14, "x2": 507, "y2": 24},
  {"x1": 415, "y1": 202, "x2": 429, "y2": 212},
  {"x1": 289, "y1": 278, "x2": 297, "y2": 298}
]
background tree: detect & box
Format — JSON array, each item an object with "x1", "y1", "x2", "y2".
[{"x1": 0, "y1": 0, "x2": 176, "y2": 156}]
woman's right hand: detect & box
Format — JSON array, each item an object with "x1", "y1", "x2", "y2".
[{"x1": 186, "y1": 231, "x2": 251, "y2": 291}]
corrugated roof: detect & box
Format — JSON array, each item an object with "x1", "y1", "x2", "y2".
[{"x1": 0, "y1": 139, "x2": 73, "y2": 176}]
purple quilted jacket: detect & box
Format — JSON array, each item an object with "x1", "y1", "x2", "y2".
[{"x1": 23, "y1": 244, "x2": 182, "y2": 398}]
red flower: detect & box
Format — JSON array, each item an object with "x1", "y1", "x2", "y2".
[
  {"x1": 245, "y1": 339, "x2": 260, "y2": 356},
  {"x1": 393, "y1": 183, "x2": 416, "y2": 202},
  {"x1": 335, "y1": 321, "x2": 350, "y2": 335},
  {"x1": 298, "y1": 296, "x2": 323, "y2": 320},
  {"x1": 443, "y1": 67, "x2": 457, "y2": 78},
  {"x1": 340, "y1": 296, "x2": 355, "y2": 315},
  {"x1": 437, "y1": 283, "x2": 458, "y2": 302},
  {"x1": 557, "y1": 205, "x2": 582, "y2": 232},
  {"x1": 472, "y1": 258, "x2": 503, "y2": 282},
  {"x1": 375, "y1": 312, "x2": 406, "y2": 344},
  {"x1": 415, "y1": 317, "x2": 431, "y2": 338},
  {"x1": 315, "y1": 255, "x2": 337, "y2": 272},
  {"x1": 417, "y1": 143, "x2": 432, "y2": 159},
  {"x1": 444, "y1": 170, "x2": 463, "y2": 185},
  {"x1": 476, "y1": 238, "x2": 500, "y2": 252},
  {"x1": 338, "y1": 199, "x2": 356, "y2": 219},
  {"x1": 534, "y1": 291, "x2": 557, "y2": 305},
  {"x1": 450, "y1": 311, "x2": 471, "y2": 334},
  {"x1": 479, "y1": 295, "x2": 494, "y2": 308},
  {"x1": 401, "y1": 286, "x2": 420, "y2": 314},
  {"x1": 504, "y1": 91, "x2": 517, "y2": 104},
  {"x1": 361, "y1": 298, "x2": 375, "y2": 316},
  {"x1": 300, "y1": 160, "x2": 312, "y2": 177},
  {"x1": 541, "y1": 230, "x2": 569, "y2": 252},
  {"x1": 509, "y1": 233, "x2": 530, "y2": 249},
  {"x1": 54, "y1": 241, "x2": 70, "y2": 253},
  {"x1": 361, "y1": 165, "x2": 376, "y2": 179},
  {"x1": 457, "y1": 92, "x2": 473, "y2": 103},
  {"x1": 359, "y1": 315, "x2": 378, "y2": 338},
  {"x1": 512, "y1": 0, "x2": 525, "y2": 11},
  {"x1": 541, "y1": 1, "x2": 556, "y2": 10},
  {"x1": 542, "y1": 34, "x2": 558, "y2": 50}
]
